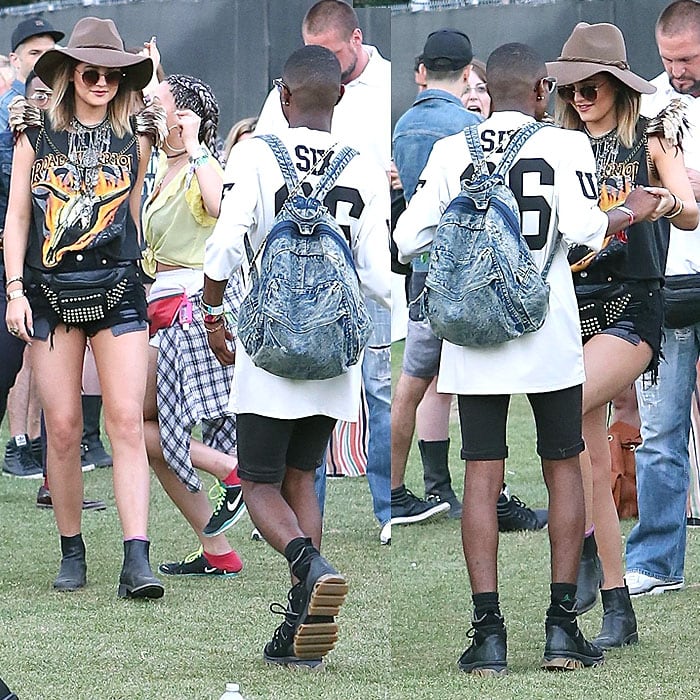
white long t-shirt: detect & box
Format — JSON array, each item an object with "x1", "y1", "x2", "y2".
[
  {"x1": 394, "y1": 111, "x2": 608, "y2": 395},
  {"x1": 204, "y1": 126, "x2": 391, "y2": 420}
]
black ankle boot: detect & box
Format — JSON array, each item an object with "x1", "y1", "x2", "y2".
[
  {"x1": 118, "y1": 539, "x2": 164, "y2": 599},
  {"x1": 592, "y1": 586, "x2": 638, "y2": 649},
  {"x1": 53, "y1": 534, "x2": 87, "y2": 591},
  {"x1": 576, "y1": 533, "x2": 602, "y2": 614},
  {"x1": 419, "y1": 439, "x2": 462, "y2": 518}
]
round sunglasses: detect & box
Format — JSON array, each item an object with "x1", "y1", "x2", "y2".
[
  {"x1": 75, "y1": 68, "x2": 125, "y2": 88},
  {"x1": 557, "y1": 83, "x2": 603, "y2": 103}
]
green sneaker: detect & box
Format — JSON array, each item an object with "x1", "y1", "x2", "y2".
[{"x1": 202, "y1": 481, "x2": 246, "y2": 537}]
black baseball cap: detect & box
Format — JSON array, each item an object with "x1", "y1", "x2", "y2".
[
  {"x1": 421, "y1": 29, "x2": 473, "y2": 71},
  {"x1": 11, "y1": 17, "x2": 64, "y2": 53}
]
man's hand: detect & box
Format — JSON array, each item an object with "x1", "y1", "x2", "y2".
[{"x1": 206, "y1": 324, "x2": 236, "y2": 366}]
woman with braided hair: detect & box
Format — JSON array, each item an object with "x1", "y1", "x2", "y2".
[{"x1": 142, "y1": 74, "x2": 246, "y2": 579}]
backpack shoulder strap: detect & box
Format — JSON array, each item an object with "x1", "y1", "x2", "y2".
[
  {"x1": 494, "y1": 121, "x2": 547, "y2": 178},
  {"x1": 256, "y1": 134, "x2": 299, "y2": 191},
  {"x1": 464, "y1": 125, "x2": 490, "y2": 179},
  {"x1": 311, "y1": 146, "x2": 358, "y2": 201}
]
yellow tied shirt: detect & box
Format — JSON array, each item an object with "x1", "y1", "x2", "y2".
[{"x1": 142, "y1": 147, "x2": 222, "y2": 278}]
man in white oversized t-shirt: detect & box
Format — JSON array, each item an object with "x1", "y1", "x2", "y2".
[
  {"x1": 256, "y1": 0, "x2": 394, "y2": 540},
  {"x1": 395, "y1": 42, "x2": 657, "y2": 675},
  {"x1": 203, "y1": 45, "x2": 390, "y2": 669}
]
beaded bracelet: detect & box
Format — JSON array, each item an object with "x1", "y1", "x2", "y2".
[
  {"x1": 203, "y1": 312, "x2": 223, "y2": 324},
  {"x1": 664, "y1": 194, "x2": 684, "y2": 219},
  {"x1": 5, "y1": 275, "x2": 23, "y2": 288}
]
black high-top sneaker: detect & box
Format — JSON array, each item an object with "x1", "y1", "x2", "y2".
[
  {"x1": 542, "y1": 619, "x2": 604, "y2": 670},
  {"x1": 458, "y1": 614, "x2": 508, "y2": 677},
  {"x1": 497, "y1": 484, "x2": 548, "y2": 532},
  {"x1": 263, "y1": 583, "x2": 324, "y2": 669}
]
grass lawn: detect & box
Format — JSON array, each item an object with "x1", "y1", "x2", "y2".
[
  {"x1": 2, "y1": 339, "x2": 698, "y2": 699},
  {"x1": 391, "y1": 340, "x2": 700, "y2": 699},
  {"x1": 0, "y1": 421, "x2": 389, "y2": 699}
]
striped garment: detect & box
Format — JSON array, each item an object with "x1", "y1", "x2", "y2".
[{"x1": 327, "y1": 385, "x2": 369, "y2": 477}]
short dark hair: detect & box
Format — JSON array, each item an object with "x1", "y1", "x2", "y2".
[
  {"x1": 657, "y1": 0, "x2": 700, "y2": 36},
  {"x1": 487, "y1": 42, "x2": 545, "y2": 100},
  {"x1": 283, "y1": 44, "x2": 341, "y2": 111},
  {"x1": 302, "y1": 0, "x2": 358, "y2": 40}
]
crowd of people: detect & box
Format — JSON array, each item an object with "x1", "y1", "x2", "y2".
[{"x1": 1, "y1": 0, "x2": 699, "y2": 687}]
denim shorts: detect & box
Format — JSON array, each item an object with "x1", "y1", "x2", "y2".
[
  {"x1": 402, "y1": 318, "x2": 442, "y2": 378},
  {"x1": 457, "y1": 384, "x2": 584, "y2": 461},
  {"x1": 235, "y1": 413, "x2": 337, "y2": 483},
  {"x1": 578, "y1": 283, "x2": 663, "y2": 375},
  {"x1": 26, "y1": 262, "x2": 148, "y2": 341}
]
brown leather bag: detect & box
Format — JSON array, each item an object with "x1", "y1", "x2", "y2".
[{"x1": 608, "y1": 420, "x2": 642, "y2": 519}]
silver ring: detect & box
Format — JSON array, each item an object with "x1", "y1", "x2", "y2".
[{"x1": 8, "y1": 327, "x2": 19, "y2": 335}]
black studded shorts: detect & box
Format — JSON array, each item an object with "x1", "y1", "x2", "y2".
[
  {"x1": 26, "y1": 261, "x2": 147, "y2": 341},
  {"x1": 576, "y1": 281, "x2": 663, "y2": 374}
]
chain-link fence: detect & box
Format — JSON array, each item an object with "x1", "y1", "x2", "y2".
[{"x1": 390, "y1": 0, "x2": 558, "y2": 11}]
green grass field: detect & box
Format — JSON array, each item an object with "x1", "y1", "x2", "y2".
[
  {"x1": 1, "y1": 341, "x2": 698, "y2": 699},
  {"x1": 391, "y1": 340, "x2": 700, "y2": 700},
  {"x1": 0, "y1": 422, "x2": 389, "y2": 699}
]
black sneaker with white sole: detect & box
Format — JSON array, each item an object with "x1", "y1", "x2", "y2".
[
  {"x1": 497, "y1": 485, "x2": 548, "y2": 532},
  {"x1": 202, "y1": 481, "x2": 246, "y2": 537},
  {"x1": 158, "y1": 548, "x2": 241, "y2": 577},
  {"x1": 390, "y1": 485, "x2": 450, "y2": 526}
]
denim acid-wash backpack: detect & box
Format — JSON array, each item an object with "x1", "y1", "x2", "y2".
[
  {"x1": 422, "y1": 122, "x2": 559, "y2": 346},
  {"x1": 237, "y1": 134, "x2": 372, "y2": 380}
]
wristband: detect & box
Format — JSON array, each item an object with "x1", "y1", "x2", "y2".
[
  {"x1": 203, "y1": 313, "x2": 223, "y2": 324},
  {"x1": 5, "y1": 275, "x2": 23, "y2": 288},
  {"x1": 615, "y1": 205, "x2": 635, "y2": 228},
  {"x1": 189, "y1": 145, "x2": 209, "y2": 169},
  {"x1": 6, "y1": 289, "x2": 25, "y2": 302},
  {"x1": 201, "y1": 300, "x2": 224, "y2": 316}
]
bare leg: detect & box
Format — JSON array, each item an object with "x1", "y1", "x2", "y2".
[
  {"x1": 543, "y1": 456, "x2": 585, "y2": 583},
  {"x1": 91, "y1": 327, "x2": 150, "y2": 539},
  {"x1": 582, "y1": 334, "x2": 652, "y2": 588},
  {"x1": 30, "y1": 328, "x2": 87, "y2": 536},
  {"x1": 461, "y1": 459, "x2": 504, "y2": 593},
  {"x1": 415, "y1": 378, "x2": 452, "y2": 440},
  {"x1": 391, "y1": 371, "x2": 432, "y2": 488},
  {"x1": 243, "y1": 467, "x2": 321, "y2": 555}
]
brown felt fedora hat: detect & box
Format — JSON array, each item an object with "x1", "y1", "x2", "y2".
[
  {"x1": 34, "y1": 17, "x2": 152, "y2": 91},
  {"x1": 546, "y1": 22, "x2": 655, "y2": 95}
]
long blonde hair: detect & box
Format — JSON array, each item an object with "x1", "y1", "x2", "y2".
[
  {"x1": 47, "y1": 60, "x2": 133, "y2": 137},
  {"x1": 554, "y1": 73, "x2": 641, "y2": 149}
]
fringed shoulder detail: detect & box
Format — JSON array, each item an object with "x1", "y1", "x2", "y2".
[
  {"x1": 646, "y1": 98, "x2": 688, "y2": 151},
  {"x1": 8, "y1": 95, "x2": 42, "y2": 137},
  {"x1": 133, "y1": 102, "x2": 167, "y2": 148}
]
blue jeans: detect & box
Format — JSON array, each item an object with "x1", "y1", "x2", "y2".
[
  {"x1": 314, "y1": 299, "x2": 391, "y2": 527},
  {"x1": 361, "y1": 299, "x2": 391, "y2": 526},
  {"x1": 625, "y1": 324, "x2": 700, "y2": 582}
]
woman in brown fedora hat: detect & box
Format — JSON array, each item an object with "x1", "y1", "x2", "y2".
[
  {"x1": 2, "y1": 16, "x2": 166, "y2": 599},
  {"x1": 548, "y1": 22, "x2": 698, "y2": 649}
]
